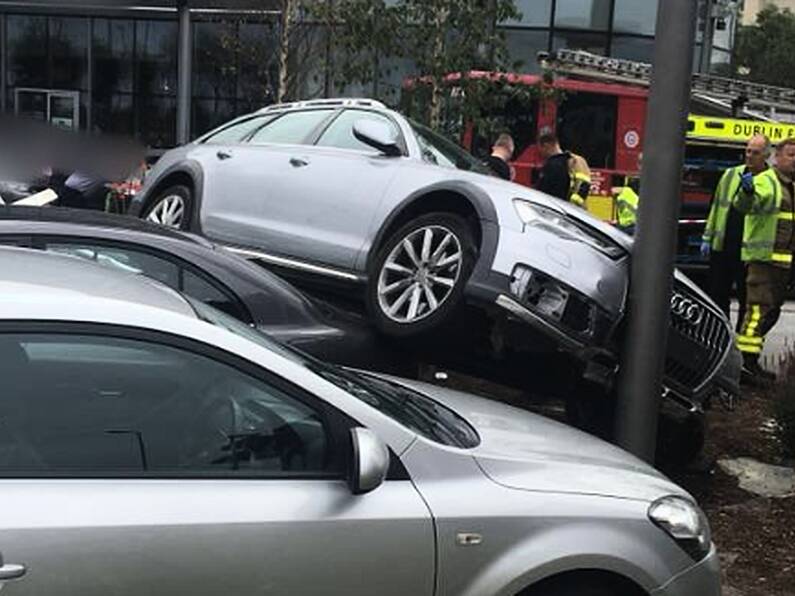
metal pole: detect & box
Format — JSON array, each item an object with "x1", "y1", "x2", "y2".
[
  {"x1": 1, "y1": 12, "x2": 6, "y2": 115},
  {"x1": 86, "y1": 17, "x2": 93, "y2": 132},
  {"x1": 176, "y1": 0, "x2": 192, "y2": 145},
  {"x1": 699, "y1": 0, "x2": 715, "y2": 73},
  {"x1": 615, "y1": 0, "x2": 698, "y2": 463}
]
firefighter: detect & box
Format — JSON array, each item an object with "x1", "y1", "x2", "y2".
[
  {"x1": 701, "y1": 134, "x2": 773, "y2": 328},
  {"x1": 536, "y1": 130, "x2": 592, "y2": 207},
  {"x1": 613, "y1": 152, "x2": 642, "y2": 235},
  {"x1": 734, "y1": 137, "x2": 795, "y2": 384}
]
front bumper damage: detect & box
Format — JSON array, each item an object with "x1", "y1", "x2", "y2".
[{"x1": 466, "y1": 226, "x2": 741, "y2": 412}]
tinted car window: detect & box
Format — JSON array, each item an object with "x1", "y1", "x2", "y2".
[
  {"x1": 317, "y1": 110, "x2": 400, "y2": 152},
  {"x1": 202, "y1": 115, "x2": 275, "y2": 144},
  {"x1": 248, "y1": 110, "x2": 333, "y2": 145},
  {"x1": 0, "y1": 333, "x2": 333, "y2": 477},
  {"x1": 43, "y1": 242, "x2": 249, "y2": 322}
]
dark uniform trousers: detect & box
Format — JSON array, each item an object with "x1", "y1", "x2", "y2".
[
  {"x1": 736, "y1": 263, "x2": 790, "y2": 358},
  {"x1": 708, "y1": 246, "x2": 747, "y2": 333}
]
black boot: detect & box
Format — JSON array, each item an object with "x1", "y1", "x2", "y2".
[{"x1": 741, "y1": 354, "x2": 776, "y2": 386}]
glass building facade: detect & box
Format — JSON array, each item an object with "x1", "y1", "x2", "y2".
[
  {"x1": 0, "y1": 0, "x2": 737, "y2": 149},
  {"x1": 1, "y1": 7, "x2": 279, "y2": 148}
]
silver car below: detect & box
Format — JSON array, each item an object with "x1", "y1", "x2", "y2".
[{"x1": 0, "y1": 246, "x2": 719, "y2": 595}]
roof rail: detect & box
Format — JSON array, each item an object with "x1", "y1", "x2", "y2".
[
  {"x1": 538, "y1": 49, "x2": 795, "y2": 117},
  {"x1": 258, "y1": 98, "x2": 387, "y2": 113}
]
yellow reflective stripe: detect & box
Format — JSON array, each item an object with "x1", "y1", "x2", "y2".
[
  {"x1": 573, "y1": 173, "x2": 591, "y2": 182},
  {"x1": 737, "y1": 343, "x2": 762, "y2": 354},
  {"x1": 772, "y1": 253, "x2": 793, "y2": 263},
  {"x1": 737, "y1": 335, "x2": 764, "y2": 346},
  {"x1": 778, "y1": 212, "x2": 794, "y2": 221},
  {"x1": 743, "y1": 304, "x2": 762, "y2": 340},
  {"x1": 570, "y1": 194, "x2": 586, "y2": 206}
]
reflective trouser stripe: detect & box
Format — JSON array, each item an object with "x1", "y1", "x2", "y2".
[
  {"x1": 772, "y1": 252, "x2": 793, "y2": 264},
  {"x1": 778, "y1": 212, "x2": 794, "y2": 221},
  {"x1": 570, "y1": 194, "x2": 586, "y2": 206},
  {"x1": 737, "y1": 305, "x2": 764, "y2": 354}
]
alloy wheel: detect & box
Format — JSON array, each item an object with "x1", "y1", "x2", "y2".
[
  {"x1": 146, "y1": 194, "x2": 186, "y2": 228},
  {"x1": 377, "y1": 225, "x2": 462, "y2": 323}
]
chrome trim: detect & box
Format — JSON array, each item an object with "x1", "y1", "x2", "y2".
[
  {"x1": 222, "y1": 246, "x2": 365, "y2": 283},
  {"x1": 456, "y1": 533, "x2": 483, "y2": 547}
]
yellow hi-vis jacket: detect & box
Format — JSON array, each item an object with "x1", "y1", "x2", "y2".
[
  {"x1": 702, "y1": 165, "x2": 778, "y2": 257},
  {"x1": 616, "y1": 181, "x2": 639, "y2": 228},
  {"x1": 733, "y1": 166, "x2": 791, "y2": 266}
]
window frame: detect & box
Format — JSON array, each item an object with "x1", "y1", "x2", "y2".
[
  {"x1": 27, "y1": 235, "x2": 254, "y2": 325},
  {"x1": 0, "y1": 321, "x2": 361, "y2": 481}
]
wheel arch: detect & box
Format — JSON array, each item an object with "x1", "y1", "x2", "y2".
[
  {"x1": 139, "y1": 161, "x2": 205, "y2": 232},
  {"x1": 364, "y1": 181, "x2": 499, "y2": 273},
  {"x1": 514, "y1": 569, "x2": 649, "y2": 596}
]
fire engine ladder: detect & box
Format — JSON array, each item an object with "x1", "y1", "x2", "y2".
[{"x1": 538, "y1": 49, "x2": 795, "y2": 121}]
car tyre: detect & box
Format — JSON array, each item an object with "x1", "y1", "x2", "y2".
[
  {"x1": 142, "y1": 184, "x2": 193, "y2": 230},
  {"x1": 367, "y1": 212, "x2": 476, "y2": 338}
]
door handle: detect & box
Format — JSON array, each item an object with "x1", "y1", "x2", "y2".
[
  {"x1": 289, "y1": 157, "x2": 310, "y2": 168},
  {"x1": 0, "y1": 562, "x2": 26, "y2": 581},
  {"x1": 216, "y1": 150, "x2": 233, "y2": 161}
]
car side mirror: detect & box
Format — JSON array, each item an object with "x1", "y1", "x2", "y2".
[
  {"x1": 348, "y1": 427, "x2": 390, "y2": 495},
  {"x1": 352, "y1": 120, "x2": 402, "y2": 157}
]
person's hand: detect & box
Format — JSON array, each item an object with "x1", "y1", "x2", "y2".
[
  {"x1": 740, "y1": 172, "x2": 754, "y2": 194},
  {"x1": 700, "y1": 241, "x2": 711, "y2": 259}
]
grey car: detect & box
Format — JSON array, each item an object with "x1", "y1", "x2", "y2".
[
  {"x1": 127, "y1": 98, "x2": 739, "y2": 438},
  {"x1": 0, "y1": 246, "x2": 719, "y2": 595}
]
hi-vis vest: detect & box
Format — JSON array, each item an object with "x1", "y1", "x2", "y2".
[
  {"x1": 568, "y1": 153, "x2": 591, "y2": 207},
  {"x1": 733, "y1": 168, "x2": 790, "y2": 265},
  {"x1": 702, "y1": 165, "x2": 779, "y2": 259},
  {"x1": 616, "y1": 177, "x2": 640, "y2": 228}
]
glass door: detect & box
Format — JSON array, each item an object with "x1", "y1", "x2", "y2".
[{"x1": 15, "y1": 88, "x2": 80, "y2": 130}]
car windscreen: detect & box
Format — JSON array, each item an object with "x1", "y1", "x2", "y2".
[
  {"x1": 189, "y1": 298, "x2": 479, "y2": 448},
  {"x1": 409, "y1": 119, "x2": 492, "y2": 175}
]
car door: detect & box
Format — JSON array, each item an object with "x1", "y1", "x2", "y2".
[
  {"x1": 200, "y1": 109, "x2": 338, "y2": 259},
  {"x1": 0, "y1": 328, "x2": 435, "y2": 596},
  {"x1": 204, "y1": 109, "x2": 404, "y2": 272}
]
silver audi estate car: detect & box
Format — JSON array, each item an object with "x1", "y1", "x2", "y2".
[
  {"x1": 0, "y1": 246, "x2": 719, "y2": 595},
  {"x1": 128, "y1": 98, "x2": 739, "y2": 443}
]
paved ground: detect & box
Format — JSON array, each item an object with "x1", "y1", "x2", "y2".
[{"x1": 731, "y1": 301, "x2": 795, "y2": 374}]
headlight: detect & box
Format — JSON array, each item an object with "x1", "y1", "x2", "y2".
[
  {"x1": 513, "y1": 199, "x2": 624, "y2": 258},
  {"x1": 648, "y1": 495, "x2": 711, "y2": 561}
]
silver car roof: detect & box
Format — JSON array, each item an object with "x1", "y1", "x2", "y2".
[{"x1": 0, "y1": 246, "x2": 195, "y2": 319}]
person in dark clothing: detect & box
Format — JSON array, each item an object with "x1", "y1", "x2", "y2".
[
  {"x1": 536, "y1": 131, "x2": 571, "y2": 201},
  {"x1": 484, "y1": 133, "x2": 514, "y2": 180},
  {"x1": 56, "y1": 170, "x2": 109, "y2": 211}
]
